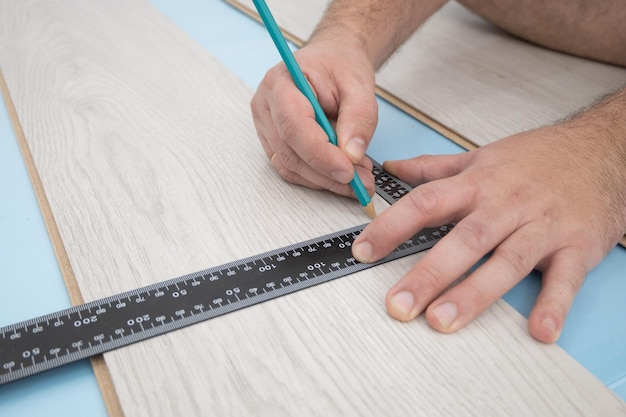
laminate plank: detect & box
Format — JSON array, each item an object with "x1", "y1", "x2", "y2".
[
  {"x1": 1, "y1": 0, "x2": 624, "y2": 416},
  {"x1": 0, "y1": 72, "x2": 125, "y2": 417}
]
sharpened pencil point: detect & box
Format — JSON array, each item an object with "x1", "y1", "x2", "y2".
[{"x1": 363, "y1": 201, "x2": 377, "y2": 219}]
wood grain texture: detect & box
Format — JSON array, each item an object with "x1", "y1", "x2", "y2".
[
  {"x1": 0, "y1": 71, "x2": 125, "y2": 417},
  {"x1": 1, "y1": 1, "x2": 625, "y2": 416}
]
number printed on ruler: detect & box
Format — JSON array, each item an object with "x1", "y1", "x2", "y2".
[{"x1": 0, "y1": 159, "x2": 453, "y2": 385}]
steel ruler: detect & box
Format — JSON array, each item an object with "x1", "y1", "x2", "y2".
[{"x1": 0, "y1": 159, "x2": 452, "y2": 385}]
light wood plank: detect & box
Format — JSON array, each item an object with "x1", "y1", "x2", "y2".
[
  {"x1": 0, "y1": 71, "x2": 125, "y2": 417},
  {"x1": 1, "y1": 1, "x2": 624, "y2": 416}
]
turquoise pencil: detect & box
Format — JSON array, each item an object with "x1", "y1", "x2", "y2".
[{"x1": 251, "y1": 0, "x2": 376, "y2": 219}]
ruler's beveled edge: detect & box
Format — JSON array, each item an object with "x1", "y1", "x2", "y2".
[
  {"x1": 0, "y1": 69, "x2": 126, "y2": 417},
  {"x1": 224, "y1": 0, "x2": 626, "y2": 249}
]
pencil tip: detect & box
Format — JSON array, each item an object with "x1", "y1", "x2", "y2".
[{"x1": 363, "y1": 202, "x2": 377, "y2": 219}]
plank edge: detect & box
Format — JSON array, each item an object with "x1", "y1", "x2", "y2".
[{"x1": 0, "y1": 69, "x2": 126, "y2": 417}]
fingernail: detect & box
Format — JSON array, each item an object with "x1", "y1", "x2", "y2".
[
  {"x1": 432, "y1": 302, "x2": 458, "y2": 329},
  {"x1": 541, "y1": 317, "x2": 556, "y2": 334},
  {"x1": 345, "y1": 137, "x2": 366, "y2": 162},
  {"x1": 352, "y1": 241, "x2": 373, "y2": 263},
  {"x1": 389, "y1": 291, "x2": 415, "y2": 317}
]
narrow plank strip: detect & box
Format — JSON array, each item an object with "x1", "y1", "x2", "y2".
[
  {"x1": 1, "y1": 1, "x2": 624, "y2": 416},
  {"x1": 0, "y1": 71, "x2": 125, "y2": 417}
]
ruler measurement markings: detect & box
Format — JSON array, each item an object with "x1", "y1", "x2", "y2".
[{"x1": 0, "y1": 160, "x2": 453, "y2": 384}]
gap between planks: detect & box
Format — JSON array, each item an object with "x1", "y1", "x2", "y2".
[
  {"x1": 224, "y1": 0, "x2": 626, "y2": 249},
  {"x1": 0, "y1": 70, "x2": 126, "y2": 417}
]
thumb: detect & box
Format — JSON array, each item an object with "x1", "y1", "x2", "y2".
[{"x1": 335, "y1": 89, "x2": 378, "y2": 164}]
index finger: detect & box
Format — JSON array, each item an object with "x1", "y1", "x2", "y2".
[{"x1": 352, "y1": 176, "x2": 475, "y2": 262}]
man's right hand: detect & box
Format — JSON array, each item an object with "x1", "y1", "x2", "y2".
[{"x1": 250, "y1": 39, "x2": 379, "y2": 199}]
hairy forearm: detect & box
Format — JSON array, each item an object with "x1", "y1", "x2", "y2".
[
  {"x1": 566, "y1": 86, "x2": 626, "y2": 235},
  {"x1": 310, "y1": 0, "x2": 447, "y2": 69},
  {"x1": 458, "y1": 0, "x2": 626, "y2": 67}
]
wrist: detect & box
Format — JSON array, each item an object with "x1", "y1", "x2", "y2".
[
  {"x1": 563, "y1": 88, "x2": 626, "y2": 235},
  {"x1": 309, "y1": 0, "x2": 447, "y2": 70},
  {"x1": 308, "y1": 23, "x2": 374, "y2": 66}
]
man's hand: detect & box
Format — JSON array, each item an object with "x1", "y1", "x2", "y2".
[
  {"x1": 250, "y1": 40, "x2": 378, "y2": 199},
  {"x1": 250, "y1": 0, "x2": 447, "y2": 200},
  {"x1": 250, "y1": 0, "x2": 626, "y2": 344},
  {"x1": 352, "y1": 92, "x2": 626, "y2": 343}
]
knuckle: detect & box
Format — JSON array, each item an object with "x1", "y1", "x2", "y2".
[
  {"x1": 249, "y1": 94, "x2": 258, "y2": 115},
  {"x1": 304, "y1": 147, "x2": 326, "y2": 171},
  {"x1": 275, "y1": 112, "x2": 300, "y2": 142},
  {"x1": 265, "y1": 64, "x2": 285, "y2": 83},
  {"x1": 353, "y1": 101, "x2": 378, "y2": 129},
  {"x1": 275, "y1": 165, "x2": 298, "y2": 185},
  {"x1": 407, "y1": 184, "x2": 440, "y2": 217},
  {"x1": 453, "y1": 220, "x2": 494, "y2": 254},
  {"x1": 464, "y1": 172, "x2": 484, "y2": 202},
  {"x1": 274, "y1": 165, "x2": 294, "y2": 183},
  {"x1": 464, "y1": 278, "x2": 488, "y2": 307},
  {"x1": 560, "y1": 264, "x2": 585, "y2": 295},
  {"x1": 414, "y1": 262, "x2": 446, "y2": 297},
  {"x1": 414, "y1": 154, "x2": 434, "y2": 165},
  {"x1": 496, "y1": 244, "x2": 534, "y2": 276},
  {"x1": 412, "y1": 155, "x2": 437, "y2": 178},
  {"x1": 279, "y1": 149, "x2": 302, "y2": 172},
  {"x1": 250, "y1": 92, "x2": 269, "y2": 126}
]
